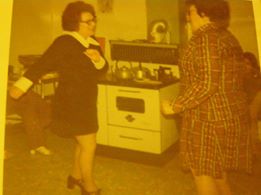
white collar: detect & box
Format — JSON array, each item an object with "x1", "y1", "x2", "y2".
[{"x1": 63, "y1": 31, "x2": 100, "y2": 48}]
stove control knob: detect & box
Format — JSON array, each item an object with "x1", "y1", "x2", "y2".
[{"x1": 125, "y1": 114, "x2": 135, "y2": 122}]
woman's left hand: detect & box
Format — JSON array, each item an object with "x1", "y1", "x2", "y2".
[
  {"x1": 161, "y1": 99, "x2": 175, "y2": 115},
  {"x1": 84, "y1": 49, "x2": 101, "y2": 62}
]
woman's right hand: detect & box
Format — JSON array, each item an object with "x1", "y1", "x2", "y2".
[
  {"x1": 161, "y1": 99, "x2": 175, "y2": 115},
  {"x1": 84, "y1": 49, "x2": 101, "y2": 62},
  {"x1": 9, "y1": 86, "x2": 25, "y2": 99}
]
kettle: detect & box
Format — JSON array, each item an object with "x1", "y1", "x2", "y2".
[{"x1": 114, "y1": 61, "x2": 133, "y2": 80}]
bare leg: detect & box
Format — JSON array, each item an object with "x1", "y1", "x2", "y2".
[
  {"x1": 193, "y1": 175, "x2": 219, "y2": 195},
  {"x1": 215, "y1": 173, "x2": 232, "y2": 195},
  {"x1": 71, "y1": 142, "x2": 82, "y2": 180},
  {"x1": 192, "y1": 168, "x2": 232, "y2": 195},
  {"x1": 191, "y1": 169, "x2": 219, "y2": 195},
  {"x1": 75, "y1": 133, "x2": 98, "y2": 192}
]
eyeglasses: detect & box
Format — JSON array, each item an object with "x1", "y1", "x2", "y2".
[
  {"x1": 186, "y1": 6, "x2": 197, "y2": 17},
  {"x1": 79, "y1": 18, "x2": 97, "y2": 25}
]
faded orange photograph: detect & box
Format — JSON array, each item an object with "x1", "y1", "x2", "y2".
[{"x1": 1, "y1": 0, "x2": 261, "y2": 195}]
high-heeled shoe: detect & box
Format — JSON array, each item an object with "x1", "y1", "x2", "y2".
[
  {"x1": 81, "y1": 188, "x2": 101, "y2": 195},
  {"x1": 67, "y1": 175, "x2": 82, "y2": 189}
]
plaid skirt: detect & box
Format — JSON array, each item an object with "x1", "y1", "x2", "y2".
[{"x1": 179, "y1": 112, "x2": 253, "y2": 178}]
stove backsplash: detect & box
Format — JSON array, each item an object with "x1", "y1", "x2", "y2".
[
  {"x1": 109, "y1": 40, "x2": 180, "y2": 79},
  {"x1": 110, "y1": 40, "x2": 179, "y2": 64}
]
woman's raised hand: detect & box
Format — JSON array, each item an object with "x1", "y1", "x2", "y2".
[{"x1": 84, "y1": 49, "x2": 101, "y2": 62}]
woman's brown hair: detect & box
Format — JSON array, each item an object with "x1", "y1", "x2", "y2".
[
  {"x1": 62, "y1": 1, "x2": 96, "y2": 31},
  {"x1": 185, "y1": 0, "x2": 230, "y2": 29}
]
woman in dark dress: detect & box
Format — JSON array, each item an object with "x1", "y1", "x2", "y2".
[
  {"x1": 161, "y1": 0, "x2": 252, "y2": 195},
  {"x1": 9, "y1": 1, "x2": 108, "y2": 195}
]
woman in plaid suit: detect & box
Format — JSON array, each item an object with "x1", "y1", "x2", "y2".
[{"x1": 161, "y1": 0, "x2": 252, "y2": 194}]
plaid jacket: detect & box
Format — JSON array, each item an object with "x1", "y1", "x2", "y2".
[{"x1": 173, "y1": 23, "x2": 249, "y2": 121}]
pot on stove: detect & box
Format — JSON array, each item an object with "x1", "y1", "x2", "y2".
[
  {"x1": 132, "y1": 63, "x2": 150, "y2": 80},
  {"x1": 157, "y1": 66, "x2": 173, "y2": 82}
]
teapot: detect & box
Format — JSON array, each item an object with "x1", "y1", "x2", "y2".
[{"x1": 114, "y1": 61, "x2": 133, "y2": 80}]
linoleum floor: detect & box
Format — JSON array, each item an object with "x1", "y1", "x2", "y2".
[{"x1": 3, "y1": 124, "x2": 261, "y2": 195}]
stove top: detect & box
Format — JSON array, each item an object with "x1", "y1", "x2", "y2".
[{"x1": 98, "y1": 74, "x2": 179, "y2": 89}]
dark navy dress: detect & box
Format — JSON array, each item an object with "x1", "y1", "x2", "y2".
[{"x1": 24, "y1": 35, "x2": 108, "y2": 137}]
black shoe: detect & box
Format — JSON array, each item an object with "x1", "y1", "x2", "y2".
[
  {"x1": 67, "y1": 175, "x2": 82, "y2": 189},
  {"x1": 81, "y1": 188, "x2": 101, "y2": 195}
]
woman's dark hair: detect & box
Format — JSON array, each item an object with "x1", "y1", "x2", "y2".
[
  {"x1": 185, "y1": 0, "x2": 230, "y2": 29},
  {"x1": 244, "y1": 52, "x2": 260, "y2": 71},
  {"x1": 62, "y1": 1, "x2": 96, "y2": 31}
]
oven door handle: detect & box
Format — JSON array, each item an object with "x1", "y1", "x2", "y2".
[{"x1": 118, "y1": 89, "x2": 141, "y2": 93}]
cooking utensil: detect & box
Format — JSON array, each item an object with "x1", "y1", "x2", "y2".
[{"x1": 157, "y1": 66, "x2": 173, "y2": 82}]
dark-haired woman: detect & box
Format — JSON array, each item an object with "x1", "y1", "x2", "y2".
[
  {"x1": 9, "y1": 1, "x2": 108, "y2": 194},
  {"x1": 161, "y1": 0, "x2": 252, "y2": 194}
]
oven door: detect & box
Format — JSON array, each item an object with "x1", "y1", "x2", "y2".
[{"x1": 107, "y1": 86, "x2": 160, "y2": 131}]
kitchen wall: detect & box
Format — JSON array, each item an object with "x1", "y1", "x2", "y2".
[
  {"x1": 9, "y1": 0, "x2": 54, "y2": 70},
  {"x1": 253, "y1": 0, "x2": 261, "y2": 64},
  {"x1": 146, "y1": 0, "x2": 180, "y2": 44},
  {"x1": 9, "y1": 0, "x2": 147, "y2": 69},
  {"x1": 229, "y1": 0, "x2": 259, "y2": 59},
  {"x1": 145, "y1": 0, "x2": 259, "y2": 77},
  {"x1": 146, "y1": 0, "x2": 259, "y2": 58},
  {"x1": 9, "y1": 0, "x2": 259, "y2": 71}
]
